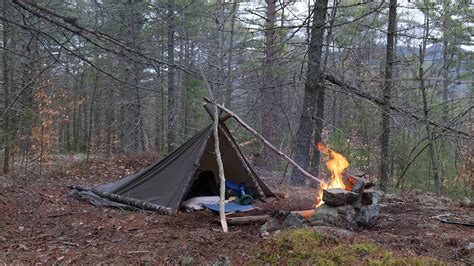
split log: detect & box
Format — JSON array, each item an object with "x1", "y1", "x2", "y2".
[
  {"x1": 68, "y1": 185, "x2": 176, "y2": 216},
  {"x1": 203, "y1": 97, "x2": 322, "y2": 184},
  {"x1": 226, "y1": 215, "x2": 269, "y2": 225},
  {"x1": 343, "y1": 174, "x2": 373, "y2": 191},
  {"x1": 323, "y1": 188, "x2": 357, "y2": 207}
]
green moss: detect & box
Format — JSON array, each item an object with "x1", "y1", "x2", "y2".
[{"x1": 248, "y1": 228, "x2": 445, "y2": 265}]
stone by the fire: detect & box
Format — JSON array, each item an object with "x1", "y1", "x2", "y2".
[
  {"x1": 260, "y1": 210, "x2": 309, "y2": 235},
  {"x1": 351, "y1": 179, "x2": 365, "y2": 208},
  {"x1": 310, "y1": 204, "x2": 356, "y2": 229},
  {"x1": 323, "y1": 188, "x2": 358, "y2": 207},
  {"x1": 361, "y1": 189, "x2": 376, "y2": 205},
  {"x1": 355, "y1": 203, "x2": 380, "y2": 228}
]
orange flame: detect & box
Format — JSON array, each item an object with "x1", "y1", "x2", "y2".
[{"x1": 314, "y1": 143, "x2": 350, "y2": 207}]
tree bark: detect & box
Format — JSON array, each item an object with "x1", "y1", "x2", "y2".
[
  {"x1": 2, "y1": 0, "x2": 13, "y2": 174},
  {"x1": 122, "y1": 0, "x2": 143, "y2": 153},
  {"x1": 224, "y1": 1, "x2": 237, "y2": 108},
  {"x1": 419, "y1": 13, "x2": 442, "y2": 196},
  {"x1": 441, "y1": 0, "x2": 450, "y2": 126},
  {"x1": 379, "y1": 0, "x2": 397, "y2": 192},
  {"x1": 290, "y1": 0, "x2": 328, "y2": 185},
  {"x1": 262, "y1": 0, "x2": 279, "y2": 170},
  {"x1": 309, "y1": 0, "x2": 339, "y2": 178},
  {"x1": 167, "y1": 0, "x2": 179, "y2": 153}
]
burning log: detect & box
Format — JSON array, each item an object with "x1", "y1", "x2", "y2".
[
  {"x1": 322, "y1": 188, "x2": 358, "y2": 207},
  {"x1": 343, "y1": 174, "x2": 373, "y2": 191},
  {"x1": 293, "y1": 210, "x2": 315, "y2": 219}
]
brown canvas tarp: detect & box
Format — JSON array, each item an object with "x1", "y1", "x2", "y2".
[{"x1": 75, "y1": 124, "x2": 274, "y2": 210}]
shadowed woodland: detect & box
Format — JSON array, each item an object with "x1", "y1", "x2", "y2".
[{"x1": 0, "y1": 0, "x2": 472, "y2": 264}]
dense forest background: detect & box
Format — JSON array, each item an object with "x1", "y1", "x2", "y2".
[{"x1": 0, "y1": 0, "x2": 472, "y2": 198}]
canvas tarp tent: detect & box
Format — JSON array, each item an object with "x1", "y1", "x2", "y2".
[{"x1": 73, "y1": 123, "x2": 275, "y2": 213}]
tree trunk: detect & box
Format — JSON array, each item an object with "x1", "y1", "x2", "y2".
[
  {"x1": 2, "y1": 0, "x2": 13, "y2": 174},
  {"x1": 290, "y1": 0, "x2": 329, "y2": 185},
  {"x1": 309, "y1": 0, "x2": 338, "y2": 177},
  {"x1": 262, "y1": 0, "x2": 278, "y2": 170},
  {"x1": 224, "y1": 1, "x2": 237, "y2": 108},
  {"x1": 379, "y1": 0, "x2": 397, "y2": 192},
  {"x1": 167, "y1": 0, "x2": 178, "y2": 152},
  {"x1": 122, "y1": 0, "x2": 142, "y2": 153},
  {"x1": 441, "y1": 0, "x2": 450, "y2": 126},
  {"x1": 419, "y1": 13, "x2": 442, "y2": 196}
]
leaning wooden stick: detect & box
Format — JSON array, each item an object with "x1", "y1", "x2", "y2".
[
  {"x1": 200, "y1": 69, "x2": 228, "y2": 233},
  {"x1": 203, "y1": 97, "x2": 322, "y2": 184}
]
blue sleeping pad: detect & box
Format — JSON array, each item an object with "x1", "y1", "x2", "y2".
[{"x1": 203, "y1": 202, "x2": 255, "y2": 213}]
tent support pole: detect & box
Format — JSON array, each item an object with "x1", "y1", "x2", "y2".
[
  {"x1": 201, "y1": 69, "x2": 228, "y2": 233},
  {"x1": 203, "y1": 97, "x2": 322, "y2": 184},
  {"x1": 68, "y1": 185, "x2": 177, "y2": 216}
]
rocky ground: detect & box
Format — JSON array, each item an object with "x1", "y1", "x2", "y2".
[{"x1": 0, "y1": 155, "x2": 472, "y2": 264}]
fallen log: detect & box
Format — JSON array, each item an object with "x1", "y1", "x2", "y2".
[
  {"x1": 68, "y1": 185, "x2": 177, "y2": 216},
  {"x1": 226, "y1": 215, "x2": 269, "y2": 225},
  {"x1": 203, "y1": 97, "x2": 322, "y2": 184},
  {"x1": 439, "y1": 219, "x2": 474, "y2": 227}
]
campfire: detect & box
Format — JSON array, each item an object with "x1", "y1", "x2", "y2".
[
  {"x1": 308, "y1": 143, "x2": 380, "y2": 229},
  {"x1": 314, "y1": 143, "x2": 350, "y2": 208},
  {"x1": 259, "y1": 143, "x2": 381, "y2": 234}
]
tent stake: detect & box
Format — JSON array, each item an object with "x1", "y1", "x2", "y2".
[{"x1": 203, "y1": 97, "x2": 322, "y2": 184}]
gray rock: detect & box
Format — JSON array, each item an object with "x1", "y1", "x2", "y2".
[
  {"x1": 468, "y1": 242, "x2": 474, "y2": 250},
  {"x1": 355, "y1": 204, "x2": 380, "y2": 228},
  {"x1": 310, "y1": 204, "x2": 356, "y2": 229},
  {"x1": 260, "y1": 216, "x2": 284, "y2": 235},
  {"x1": 180, "y1": 256, "x2": 193, "y2": 265},
  {"x1": 310, "y1": 204, "x2": 339, "y2": 227},
  {"x1": 416, "y1": 193, "x2": 443, "y2": 206},
  {"x1": 260, "y1": 211, "x2": 308, "y2": 235},
  {"x1": 283, "y1": 213, "x2": 309, "y2": 229},
  {"x1": 361, "y1": 189, "x2": 376, "y2": 205},
  {"x1": 459, "y1": 197, "x2": 473, "y2": 208}
]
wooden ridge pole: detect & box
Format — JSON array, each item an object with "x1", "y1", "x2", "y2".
[{"x1": 203, "y1": 97, "x2": 322, "y2": 184}]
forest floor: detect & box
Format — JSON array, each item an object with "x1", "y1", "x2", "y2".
[{"x1": 0, "y1": 154, "x2": 473, "y2": 264}]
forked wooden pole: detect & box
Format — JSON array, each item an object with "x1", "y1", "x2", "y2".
[
  {"x1": 203, "y1": 97, "x2": 322, "y2": 184},
  {"x1": 201, "y1": 70, "x2": 228, "y2": 233}
]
